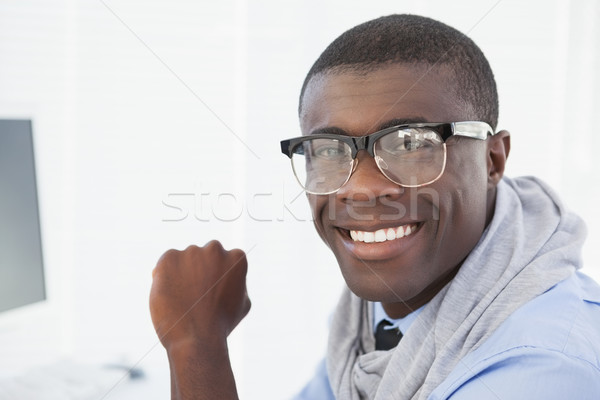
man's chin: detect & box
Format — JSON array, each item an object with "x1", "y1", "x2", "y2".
[{"x1": 342, "y1": 274, "x2": 416, "y2": 304}]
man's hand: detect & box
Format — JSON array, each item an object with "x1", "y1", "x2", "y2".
[{"x1": 149, "y1": 240, "x2": 250, "y2": 399}]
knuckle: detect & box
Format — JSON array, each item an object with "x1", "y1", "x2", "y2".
[
  {"x1": 229, "y1": 248, "x2": 247, "y2": 262},
  {"x1": 244, "y1": 297, "x2": 252, "y2": 315},
  {"x1": 158, "y1": 248, "x2": 179, "y2": 265},
  {"x1": 204, "y1": 240, "x2": 225, "y2": 256},
  {"x1": 183, "y1": 244, "x2": 200, "y2": 252},
  {"x1": 205, "y1": 239, "x2": 224, "y2": 249},
  {"x1": 232, "y1": 257, "x2": 248, "y2": 276}
]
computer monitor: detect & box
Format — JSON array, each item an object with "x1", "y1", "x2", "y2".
[{"x1": 0, "y1": 119, "x2": 46, "y2": 313}]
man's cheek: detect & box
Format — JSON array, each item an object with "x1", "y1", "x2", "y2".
[
  {"x1": 308, "y1": 193, "x2": 337, "y2": 222},
  {"x1": 311, "y1": 219, "x2": 331, "y2": 248},
  {"x1": 307, "y1": 194, "x2": 333, "y2": 246},
  {"x1": 413, "y1": 187, "x2": 441, "y2": 221}
]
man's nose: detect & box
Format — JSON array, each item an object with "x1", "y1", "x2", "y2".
[{"x1": 336, "y1": 151, "x2": 404, "y2": 203}]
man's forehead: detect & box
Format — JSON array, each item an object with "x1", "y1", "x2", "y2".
[
  {"x1": 299, "y1": 64, "x2": 470, "y2": 135},
  {"x1": 302, "y1": 62, "x2": 455, "y2": 96}
]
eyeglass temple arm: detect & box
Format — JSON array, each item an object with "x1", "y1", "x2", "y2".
[{"x1": 452, "y1": 121, "x2": 495, "y2": 140}]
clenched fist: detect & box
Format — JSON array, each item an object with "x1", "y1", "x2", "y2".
[{"x1": 149, "y1": 240, "x2": 251, "y2": 351}]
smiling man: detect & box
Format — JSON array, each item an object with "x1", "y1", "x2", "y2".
[
  {"x1": 293, "y1": 64, "x2": 499, "y2": 318},
  {"x1": 150, "y1": 14, "x2": 600, "y2": 399}
]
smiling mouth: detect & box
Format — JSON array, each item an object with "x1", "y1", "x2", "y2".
[{"x1": 347, "y1": 223, "x2": 420, "y2": 243}]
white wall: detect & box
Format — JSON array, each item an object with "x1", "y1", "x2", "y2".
[{"x1": 0, "y1": 0, "x2": 598, "y2": 398}]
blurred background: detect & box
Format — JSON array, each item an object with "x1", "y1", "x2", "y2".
[{"x1": 0, "y1": 0, "x2": 598, "y2": 398}]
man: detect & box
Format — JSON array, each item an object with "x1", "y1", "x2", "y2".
[{"x1": 150, "y1": 14, "x2": 600, "y2": 399}]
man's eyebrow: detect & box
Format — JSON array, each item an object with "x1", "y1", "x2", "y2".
[
  {"x1": 308, "y1": 126, "x2": 348, "y2": 136},
  {"x1": 308, "y1": 117, "x2": 429, "y2": 136},
  {"x1": 376, "y1": 117, "x2": 429, "y2": 131}
]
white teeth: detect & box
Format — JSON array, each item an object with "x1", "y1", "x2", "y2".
[
  {"x1": 386, "y1": 228, "x2": 395, "y2": 241},
  {"x1": 396, "y1": 226, "x2": 405, "y2": 239},
  {"x1": 375, "y1": 229, "x2": 387, "y2": 242},
  {"x1": 349, "y1": 224, "x2": 417, "y2": 243}
]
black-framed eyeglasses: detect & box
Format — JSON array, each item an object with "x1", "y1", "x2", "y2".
[{"x1": 280, "y1": 121, "x2": 495, "y2": 195}]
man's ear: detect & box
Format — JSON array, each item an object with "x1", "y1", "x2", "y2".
[{"x1": 487, "y1": 130, "x2": 511, "y2": 188}]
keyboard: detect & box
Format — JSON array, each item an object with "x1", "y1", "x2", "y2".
[{"x1": 0, "y1": 359, "x2": 142, "y2": 400}]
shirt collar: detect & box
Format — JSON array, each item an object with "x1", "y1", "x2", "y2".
[{"x1": 372, "y1": 302, "x2": 425, "y2": 334}]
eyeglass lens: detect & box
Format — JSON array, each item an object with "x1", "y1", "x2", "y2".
[{"x1": 291, "y1": 127, "x2": 446, "y2": 194}]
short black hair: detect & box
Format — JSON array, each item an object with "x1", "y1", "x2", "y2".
[{"x1": 299, "y1": 14, "x2": 499, "y2": 130}]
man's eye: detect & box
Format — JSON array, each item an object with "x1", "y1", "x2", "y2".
[
  {"x1": 315, "y1": 145, "x2": 345, "y2": 158},
  {"x1": 402, "y1": 137, "x2": 422, "y2": 151},
  {"x1": 386, "y1": 136, "x2": 422, "y2": 152},
  {"x1": 387, "y1": 131, "x2": 440, "y2": 153}
]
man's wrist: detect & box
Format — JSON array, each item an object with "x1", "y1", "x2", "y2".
[
  {"x1": 166, "y1": 336, "x2": 238, "y2": 400},
  {"x1": 166, "y1": 335, "x2": 229, "y2": 362}
]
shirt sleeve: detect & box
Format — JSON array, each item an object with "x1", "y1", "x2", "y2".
[
  {"x1": 441, "y1": 347, "x2": 600, "y2": 400},
  {"x1": 291, "y1": 358, "x2": 335, "y2": 400}
]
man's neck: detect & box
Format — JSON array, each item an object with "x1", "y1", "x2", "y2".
[{"x1": 382, "y1": 263, "x2": 461, "y2": 319}]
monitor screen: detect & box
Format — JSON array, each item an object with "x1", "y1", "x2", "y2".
[{"x1": 0, "y1": 119, "x2": 46, "y2": 313}]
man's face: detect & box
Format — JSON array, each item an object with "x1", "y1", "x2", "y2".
[{"x1": 300, "y1": 64, "x2": 495, "y2": 317}]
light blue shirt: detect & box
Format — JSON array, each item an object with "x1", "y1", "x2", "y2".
[
  {"x1": 293, "y1": 271, "x2": 600, "y2": 399},
  {"x1": 372, "y1": 302, "x2": 424, "y2": 334}
]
